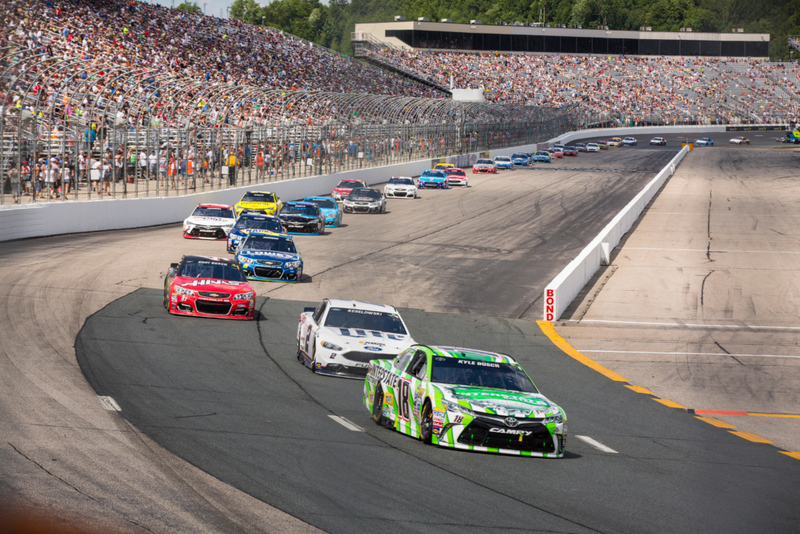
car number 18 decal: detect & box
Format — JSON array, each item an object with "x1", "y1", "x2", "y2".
[{"x1": 397, "y1": 379, "x2": 411, "y2": 421}]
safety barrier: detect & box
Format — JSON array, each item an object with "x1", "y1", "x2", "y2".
[
  {"x1": 0, "y1": 155, "x2": 464, "y2": 242},
  {"x1": 543, "y1": 145, "x2": 690, "y2": 321}
]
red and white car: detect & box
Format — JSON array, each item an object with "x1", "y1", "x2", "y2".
[
  {"x1": 163, "y1": 255, "x2": 255, "y2": 320},
  {"x1": 332, "y1": 179, "x2": 367, "y2": 201},
  {"x1": 444, "y1": 167, "x2": 469, "y2": 186},
  {"x1": 729, "y1": 136, "x2": 750, "y2": 145},
  {"x1": 472, "y1": 158, "x2": 497, "y2": 173}
]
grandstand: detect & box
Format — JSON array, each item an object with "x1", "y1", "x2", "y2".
[{"x1": 1, "y1": 0, "x2": 798, "y2": 206}]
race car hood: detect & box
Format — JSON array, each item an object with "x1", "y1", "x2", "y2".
[
  {"x1": 346, "y1": 196, "x2": 381, "y2": 202},
  {"x1": 231, "y1": 228, "x2": 282, "y2": 238},
  {"x1": 439, "y1": 385, "x2": 558, "y2": 418},
  {"x1": 236, "y1": 201, "x2": 279, "y2": 212},
  {"x1": 333, "y1": 187, "x2": 358, "y2": 194},
  {"x1": 321, "y1": 326, "x2": 413, "y2": 355},
  {"x1": 174, "y1": 276, "x2": 251, "y2": 293},
  {"x1": 185, "y1": 216, "x2": 235, "y2": 227},
  {"x1": 236, "y1": 250, "x2": 301, "y2": 264}
]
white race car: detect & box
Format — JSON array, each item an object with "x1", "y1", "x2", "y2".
[
  {"x1": 297, "y1": 299, "x2": 416, "y2": 378},
  {"x1": 622, "y1": 137, "x2": 638, "y2": 146},
  {"x1": 586, "y1": 143, "x2": 600, "y2": 152},
  {"x1": 384, "y1": 176, "x2": 417, "y2": 198},
  {"x1": 729, "y1": 136, "x2": 750, "y2": 145},
  {"x1": 183, "y1": 203, "x2": 236, "y2": 240}
]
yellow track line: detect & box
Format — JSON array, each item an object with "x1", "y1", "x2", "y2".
[
  {"x1": 537, "y1": 321, "x2": 628, "y2": 382},
  {"x1": 694, "y1": 416, "x2": 737, "y2": 429},
  {"x1": 728, "y1": 431, "x2": 773, "y2": 444},
  {"x1": 748, "y1": 413, "x2": 800, "y2": 418}
]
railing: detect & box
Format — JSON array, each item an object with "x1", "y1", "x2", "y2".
[{"x1": 0, "y1": 114, "x2": 577, "y2": 206}]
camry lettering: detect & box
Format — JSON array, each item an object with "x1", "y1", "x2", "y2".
[{"x1": 489, "y1": 428, "x2": 532, "y2": 436}]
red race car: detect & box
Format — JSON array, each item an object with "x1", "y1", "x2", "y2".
[
  {"x1": 444, "y1": 167, "x2": 469, "y2": 186},
  {"x1": 332, "y1": 179, "x2": 367, "y2": 201},
  {"x1": 472, "y1": 158, "x2": 497, "y2": 173},
  {"x1": 163, "y1": 255, "x2": 255, "y2": 319}
]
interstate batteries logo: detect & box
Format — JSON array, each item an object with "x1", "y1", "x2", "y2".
[{"x1": 451, "y1": 388, "x2": 551, "y2": 408}]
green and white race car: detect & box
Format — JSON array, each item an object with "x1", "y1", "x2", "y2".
[{"x1": 364, "y1": 345, "x2": 567, "y2": 458}]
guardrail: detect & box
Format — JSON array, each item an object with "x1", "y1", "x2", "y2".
[{"x1": 543, "y1": 145, "x2": 691, "y2": 322}]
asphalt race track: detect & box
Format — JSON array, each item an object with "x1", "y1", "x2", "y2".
[
  {"x1": 78, "y1": 292, "x2": 799, "y2": 533},
  {"x1": 4, "y1": 134, "x2": 800, "y2": 533}
]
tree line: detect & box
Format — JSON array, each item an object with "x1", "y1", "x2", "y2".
[{"x1": 177, "y1": 0, "x2": 799, "y2": 60}]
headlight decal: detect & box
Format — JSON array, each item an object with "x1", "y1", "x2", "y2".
[{"x1": 233, "y1": 291, "x2": 253, "y2": 301}]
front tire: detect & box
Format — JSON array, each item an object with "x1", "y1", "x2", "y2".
[
  {"x1": 420, "y1": 401, "x2": 434, "y2": 444},
  {"x1": 372, "y1": 386, "x2": 390, "y2": 426}
]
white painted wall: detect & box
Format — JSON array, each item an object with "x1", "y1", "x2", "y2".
[
  {"x1": 0, "y1": 157, "x2": 461, "y2": 242},
  {"x1": 543, "y1": 146, "x2": 690, "y2": 321},
  {"x1": 1, "y1": 124, "x2": 772, "y2": 243}
]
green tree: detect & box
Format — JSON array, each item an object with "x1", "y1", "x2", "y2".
[{"x1": 176, "y1": 1, "x2": 202, "y2": 14}]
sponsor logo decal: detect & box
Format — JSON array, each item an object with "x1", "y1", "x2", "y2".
[
  {"x1": 505, "y1": 417, "x2": 519, "y2": 427},
  {"x1": 372, "y1": 365, "x2": 400, "y2": 388},
  {"x1": 489, "y1": 428, "x2": 532, "y2": 436},
  {"x1": 363, "y1": 346, "x2": 382, "y2": 352}
]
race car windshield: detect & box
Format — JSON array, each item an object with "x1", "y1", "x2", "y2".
[
  {"x1": 281, "y1": 205, "x2": 318, "y2": 216},
  {"x1": 475, "y1": 159, "x2": 493, "y2": 164},
  {"x1": 242, "y1": 192, "x2": 276, "y2": 203},
  {"x1": 234, "y1": 218, "x2": 284, "y2": 232},
  {"x1": 241, "y1": 236, "x2": 297, "y2": 253},
  {"x1": 512, "y1": 154, "x2": 526, "y2": 158},
  {"x1": 348, "y1": 189, "x2": 380, "y2": 199},
  {"x1": 495, "y1": 157, "x2": 511, "y2": 162},
  {"x1": 430, "y1": 358, "x2": 538, "y2": 393},
  {"x1": 535, "y1": 151, "x2": 549, "y2": 156},
  {"x1": 324, "y1": 308, "x2": 407, "y2": 334},
  {"x1": 192, "y1": 206, "x2": 234, "y2": 218},
  {"x1": 445, "y1": 169, "x2": 465, "y2": 175},
  {"x1": 337, "y1": 181, "x2": 362, "y2": 188},
  {"x1": 179, "y1": 260, "x2": 245, "y2": 281},
  {"x1": 306, "y1": 199, "x2": 337, "y2": 209},
  {"x1": 389, "y1": 178, "x2": 414, "y2": 185}
]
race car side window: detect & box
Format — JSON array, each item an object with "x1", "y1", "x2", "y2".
[
  {"x1": 394, "y1": 349, "x2": 413, "y2": 371},
  {"x1": 312, "y1": 301, "x2": 327, "y2": 324},
  {"x1": 407, "y1": 350, "x2": 427, "y2": 376}
]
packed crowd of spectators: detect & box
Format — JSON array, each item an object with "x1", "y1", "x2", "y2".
[{"x1": 364, "y1": 48, "x2": 800, "y2": 124}]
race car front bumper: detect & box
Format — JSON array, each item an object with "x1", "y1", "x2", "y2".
[
  {"x1": 435, "y1": 413, "x2": 566, "y2": 458},
  {"x1": 183, "y1": 226, "x2": 229, "y2": 240},
  {"x1": 385, "y1": 189, "x2": 416, "y2": 198},
  {"x1": 168, "y1": 297, "x2": 254, "y2": 319}
]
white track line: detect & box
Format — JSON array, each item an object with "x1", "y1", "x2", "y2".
[
  {"x1": 624, "y1": 247, "x2": 800, "y2": 254},
  {"x1": 97, "y1": 395, "x2": 121, "y2": 411},
  {"x1": 570, "y1": 319, "x2": 800, "y2": 330},
  {"x1": 328, "y1": 415, "x2": 364, "y2": 432},
  {"x1": 580, "y1": 350, "x2": 800, "y2": 360},
  {"x1": 575, "y1": 435, "x2": 618, "y2": 454}
]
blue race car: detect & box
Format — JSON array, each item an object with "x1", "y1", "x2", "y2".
[
  {"x1": 278, "y1": 202, "x2": 325, "y2": 235},
  {"x1": 512, "y1": 153, "x2": 529, "y2": 166},
  {"x1": 532, "y1": 151, "x2": 552, "y2": 163},
  {"x1": 303, "y1": 196, "x2": 343, "y2": 227},
  {"x1": 235, "y1": 233, "x2": 303, "y2": 283},
  {"x1": 695, "y1": 137, "x2": 714, "y2": 146},
  {"x1": 494, "y1": 156, "x2": 514, "y2": 170},
  {"x1": 226, "y1": 213, "x2": 286, "y2": 253},
  {"x1": 418, "y1": 169, "x2": 449, "y2": 189}
]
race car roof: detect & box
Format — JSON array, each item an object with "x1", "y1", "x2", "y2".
[
  {"x1": 183, "y1": 255, "x2": 236, "y2": 264},
  {"x1": 238, "y1": 213, "x2": 282, "y2": 219},
  {"x1": 197, "y1": 204, "x2": 233, "y2": 209},
  {"x1": 326, "y1": 299, "x2": 398, "y2": 314}
]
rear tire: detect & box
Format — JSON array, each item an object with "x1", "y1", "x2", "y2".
[{"x1": 372, "y1": 386, "x2": 390, "y2": 426}]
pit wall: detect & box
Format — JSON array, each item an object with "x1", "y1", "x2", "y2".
[
  {"x1": 0, "y1": 124, "x2": 782, "y2": 243},
  {"x1": 543, "y1": 146, "x2": 690, "y2": 322}
]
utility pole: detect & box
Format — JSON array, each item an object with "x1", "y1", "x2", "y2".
[{"x1": 203, "y1": 2, "x2": 207, "y2": 15}]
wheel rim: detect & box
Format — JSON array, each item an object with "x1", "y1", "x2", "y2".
[
  {"x1": 421, "y1": 404, "x2": 433, "y2": 438},
  {"x1": 372, "y1": 388, "x2": 384, "y2": 422}
]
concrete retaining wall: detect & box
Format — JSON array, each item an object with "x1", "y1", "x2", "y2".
[
  {"x1": 543, "y1": 146, "x2": 690, "y2": 322},
  {"x1": 1, "y1": 124, "x2": 770, "y2": 243}
]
